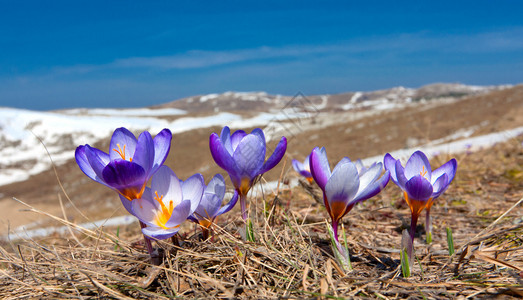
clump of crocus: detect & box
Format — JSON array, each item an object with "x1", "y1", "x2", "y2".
[
  {"x1": 209, "y1": 126, "x2": 287, "y2": 220},
  {"x1": 188, "y1": 174, "x2": 239, "y2": 239},
  {"x1": 75, "y1": 127, "x2": 172, "y2": 258},
  {"x1": 384, "y1": 151, "x2": 457, "y2": 261},
  {"x1": 292, "y1": 154, "x2": 313, "y2": 184},
  {"x1": 126, "y1": 166, "x2": 204, "y2": 240},
  {"x1": 310, "y1": 147, "x2": 390, "y2": 241},
  {"x1": 75, "y1": 127, "x2": 172, "y2": 203}
]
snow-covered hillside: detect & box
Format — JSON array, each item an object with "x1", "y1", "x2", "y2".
[
  {"x1": 0, "y1": 106, "x2": 312, "y2": 186},
  {"x1": 0, "y1": 83, "x2": 510, "y2": 187}
]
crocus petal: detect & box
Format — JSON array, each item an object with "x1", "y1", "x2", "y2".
[
  {"x1": 109, "y1": 127, "x2": 137, "y2": 161},
  {"x1": 292, "y1": 159, "x2": 304, "y2": 173},
  {"x1": 151, "y1": 128, "x2": 172, "y2": 173},
  {"x1": 102, "y1": 160, "x2": 146, "y2": 193},
  {"x1": 325, "y1": 161, "x2": 360, "y2": 208},
  {"x1": 431, "y1": 173, "x2": 449, "y2": 199},
  {"x1": 132, "y1": 131, "x2": 154, "y2": 176},
  {"x1": 181, "y1": 173, "x2": 205, "y2": 212},
  {"x1": 75, "y1": 145, "x2": 109, "y2": 185},
  {"x1": 216, "y1": 190, "x2": 239, "y2": 215},
  {"x1": 431, "y1": 158, "x2": 457, "y2": 185},
  {"x1": 354, "y1": 170, "x2": 390, "y2": 203},
  {"x1": 220, "y1": 126, "x2": 234, "y2": 155},
  {"x1": 310, "y1": 147, "x2": 331, "y2": 190},
  {"x1": 118, "y1": 193, "x2": 136, "y2": 215},
  {"x1": 164, "y1": 199, "x2": 192, "y2": 228},
  {"x1": 331, "y1": 157, "x2": 351, "y2": 173},
  {"x1": 152, "y1": 166, "x2": 183, "y2": 207},
  {"x1": 142, "y1": 226, "x2": 180, "y2": 240},
  {"x1": 299, "y1": 169, "x2": 312, "y2": 178},
  {"x1": 251, "y1": 128, "x2": 266, "y2": 149},
  {"x1": 130, "y1": 193, "x2": 159, "y2": 227},
  {"x1": 384, "y1": 153, "x2": 399, "y2": 185},
  {"x1": 231, "y1": 130, "x2": 247, "y2": 151},
  {"x1": 193, "y1": 194, "x2": 222, "y2": 221},
  {"x1": 259, "y1": 136, "x2": 287, "y2": 174},
  {"x1": 395, "y1": 160, "x2": 408, "y2": 190},
  {"x1": 405, "y1": 151, "x2": 432, "y2": 182},
  {"x1": 354, "y1": 159, "x2": 366, "y2": 175},
  {"x1": 84, "y1": 146, "x2": 112, "y2": 183},
  {"x1": 205, "y1": 174, "x2": 226, "y2": 200},
  {"x1": 210, "y1": 133, "x2": 238, "y2": 174},
  {"x1": 358, "y1": 162, "x2": 383, "y2": 190},
  {"x1": 233, "y1": 135, "x2": 266, "y2": 179},
  {"x1": 405, "y1": 175, "x2": 433, "y2": 202}
]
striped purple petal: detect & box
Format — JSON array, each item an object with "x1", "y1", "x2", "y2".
[
  {"x1": 151, "y1": 128, "x2": 172, "y2": 173},
  {"x1": 384, "y1": 153, "x2": 399, "y2": 185},
  {"x1": 405, "y1": 151, "x2": 432, "y2": 182},
  {"x1": 216, "y1": 190, "x2": 239, "y2": 216},
  {"x1": 259, "y1": 136, "x2": 287, "y2": 174},
  {"x1": 310, "y1": 147, "x2": 331, "y2": 190},
  {"x1": 132, "y1": 131, "x2": 154, "y2": 177},
  {"x1": 210, "y1": 132, "x2": 238, "y2": 175},
  {"x1": 431, "y1": 158, "x2": 457, "y2": 185},
  {"x1": 232, "y1": 134, "x2": 266, "y2": 179},
  {"x1": 231, "y1": 130, "x2": 247, "y2": 151},
  {"x1": 405, "y1": 175, "x2": 433, "y2": 202},
  {"x1": 109, "y1": 127, "x2": 137, "y2": 161}
]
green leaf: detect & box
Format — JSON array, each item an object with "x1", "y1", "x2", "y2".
[
  {"x1": 401, "y1": 248, "x2": 411, "y2": 278},
  {"x1": 446, "y1": 227, "x2": 455, "y2": 255},
  {"x1": 246, "y1": 219, "x2": 255, "y2": 242}
]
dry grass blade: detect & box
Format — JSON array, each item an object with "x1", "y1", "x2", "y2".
[{"x1": 472, "y1": 251, "x2": 523, "y2": 272}]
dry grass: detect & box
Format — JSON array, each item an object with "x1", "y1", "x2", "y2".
[{"x1": 0, "y1": 136, "x2": 522, "y2": 299}]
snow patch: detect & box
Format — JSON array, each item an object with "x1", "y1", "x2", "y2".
[
  {"x1": 199, "y1": 93, "x2": 219, "y2": 102},
  {"x1": 61, "y1": 107, "x2": 186, "y2": 116}
]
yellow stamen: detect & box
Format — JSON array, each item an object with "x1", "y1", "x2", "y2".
[
  {"x1": 113, "y1": 143, "x2": 132, "y2": 162},
  {"x1": 153, "y1": 191, "x2": 175, "y2": 229}
]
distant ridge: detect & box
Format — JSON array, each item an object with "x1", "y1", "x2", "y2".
[{"x1": 156, "y1": 83, "x2": 510, "y2": 113}]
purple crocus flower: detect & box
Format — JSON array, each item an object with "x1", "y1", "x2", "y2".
[
  {"x1": 209, "y1": 126, "x2": 287, "y2": 219},
  {"x1": 125, "y1": 166, "x2": 204, "y2": 240},
  {"x1": 292, "y1": 154, "x2": 313, "y2": 184},
  {"x1": 188, "y1": 174, "x2": 239, "y2": 239},
  {"x1": 384, "y1": 151, "x2": 457, "y2": 243},
  {"x1": 75, "y1": 127, "x2": 172, "y2": 203},
  {"x1": 309, "y1": 147, "x2": 390, "y2": 241}
]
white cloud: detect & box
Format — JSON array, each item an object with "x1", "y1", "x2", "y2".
[{"x1": 43, "y1": 27, "x2": 523, "y2": 77}]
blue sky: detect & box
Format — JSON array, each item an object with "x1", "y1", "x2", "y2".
[{"x1": 1, "y1": 1, "x2": 522, "y2": 110}]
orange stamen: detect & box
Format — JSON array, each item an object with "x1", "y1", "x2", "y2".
[
  {"x1": 420, "y1": 165, "x2": 427, "y2": 177},
  {"x1": 113, "y1": 144, "x2": 132, "y2": 161}
]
